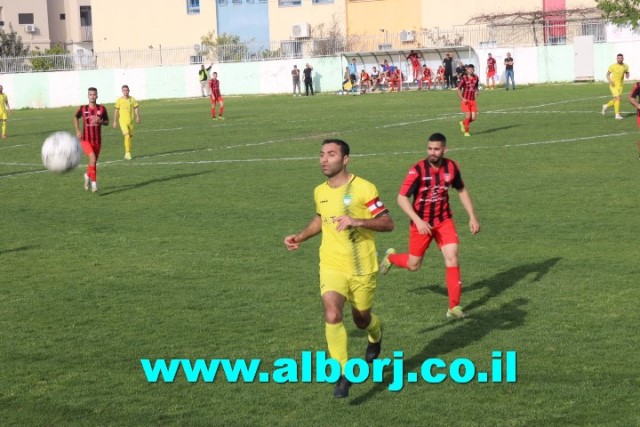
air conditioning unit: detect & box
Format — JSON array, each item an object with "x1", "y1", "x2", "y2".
[
  {"x1": 378, "y1": 43, "x2": 393, "y2": 51},
  {"x1": 399, "y1": 30, "x2": 415, "y2": 42},
  {"x1": 25, "y1": 24, "x2": 36, "y2": 33},
  {"x1": 292, "y1": 23, "x2": 310, "y2": 39}
]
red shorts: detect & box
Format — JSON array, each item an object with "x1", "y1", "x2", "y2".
[
  {"x1": 487, "y1": 70, "x2": 496, "y2": 78},
  {"x1": 211, "y1": 95, "x2": 224, "y2": 104},
  {"x1": 408, "y1": 218, "x2": 459, "y2": 257},
  {"x1": 461, "y1": 100, "x2": 478, "y2": 113},
  {"x1": 637, "y1": 114, "x2": 640, "y2": 128},
  {"x1": 81, "y1": 140, "x2": 101, "y2": 159}
]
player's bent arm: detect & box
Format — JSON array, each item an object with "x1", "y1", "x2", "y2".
[
  {"x1": 334, "y1": 212, "x2": 394, "y2": 233},
  {"x1": 457, "y1": 188, "x2": 481, "y2": 235},
  {"x1": 284, "y1": 215, "x2": 322, "y2": 250},
  {"x1": 112, "y1": 109, "x2": 119, "y2": 128},
  {"x1": 628, "y1": 94, "x2": 640, "y2": 109},
  {"x1": 397, "y1": 194, "x2": 431, "y2": 234}
]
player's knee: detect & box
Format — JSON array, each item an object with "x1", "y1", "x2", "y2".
[
  {"x1": 324, "y1": 310, "x2": 343, "y2": 324},
  {"x1": 406, "y1": 262, "x2": 422, "y2": 272}
]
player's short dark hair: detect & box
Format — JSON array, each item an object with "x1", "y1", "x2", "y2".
[
  {"x1": 428, "y1": 133, "x2": 447, "y2": 146},
  {"x1": 122, "y1": 84, "x2": 129, "y2": 90},
  {"x1": 323, "y1": 139, "x2": 350, "y2": 156},
  {"x1": 88, "y1": 87, "x2": 97, "y2": 92},
  {"x1": 466, "y1": 64, "x2": 475, "y2": 69}
]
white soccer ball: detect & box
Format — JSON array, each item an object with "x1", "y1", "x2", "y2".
[{"x1": 41, "y1": 131, "x2": 82, "y2": 173}]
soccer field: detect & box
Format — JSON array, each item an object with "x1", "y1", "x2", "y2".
[{"x1": 1, "y1": 84, "x2": 639, "y2": 426}]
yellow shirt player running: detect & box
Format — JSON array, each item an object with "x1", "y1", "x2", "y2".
[
  {"x1": 284, "y1": 139, "x2": 394, "y2": 399},
  {"x1": 602, "y1": 53, "x2": 630, "y2": 120},
  {"x1": 113, "y1": 84, "x2": 140, "y2": 159},
  {"x1": 0, "y1": 85, "x2": 12, "y2": 139}
]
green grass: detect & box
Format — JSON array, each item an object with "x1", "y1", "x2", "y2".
[{"x1": 1, "y1": 84, "x2": 639, "y2": 426}]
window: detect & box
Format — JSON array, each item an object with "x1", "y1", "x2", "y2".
[
  {"x1": 313, "y1": 0, "x2": 334, "y2": 3},
  {"x1": 218, "y1": 0, "x2": 227, "y2": 5},
  {"x1": 18, "y1": 13, "x2": 34, "y2": 25},
  {"x1": 246, "y1": 0, "x2": 255, "y2": 3},
  {"x1": 187, "y1": 0, "x2": 201, "y2": 14},
  {"x1": 232, "y1": 0, "x2": 242, "y2": 4},
  {"x1": 60, "y1": 13, "x2": 66, "y2": 20},
  {"x1": 79, "y1": 6, "x2": 92, "y2": 25},
  {"x1": 279, "y1": 0, "x2": 302, "y2": 6}
]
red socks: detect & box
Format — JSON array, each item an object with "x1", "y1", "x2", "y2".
[
  {"x1": 87, "y1": 165, "x2": 97, "y2": 182},
  {"x1": 446, "y1": 266, "x2": 461, "y2": 308},
  {"x1": 388, "y1": 253, "x2": 409, "y2": 269}
]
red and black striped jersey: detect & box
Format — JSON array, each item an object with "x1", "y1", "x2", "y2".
[
  {"x1": 487, "y1": 57, "x2": 496, "y2": 72},
  {"x1": 630, "y1": 82, "x2": 640, "y2": 116},
  {"x1": 209, "y1": 78, "x2": 221, "y2": 98},
  {"x1": 399, "y1": 158, "x2": 465, "y2": 225},
  {"x1": 75, "y1": 104, "x2": 108, "y2": 144},
  {"x1": 458, "y1": 74, "x2": 479, "y2": 101}
]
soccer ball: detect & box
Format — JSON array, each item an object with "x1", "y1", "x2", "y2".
[{"x1": 41, "y1": 131, "x2": 82, "y2": 173}]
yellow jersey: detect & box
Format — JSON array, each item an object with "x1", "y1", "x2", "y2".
[
  {"x1": 0, "y1": 93, "x2": 8, "y2": 115},
  {"x1": 608, "y1": 63, "x2": 629, "y2": 86},
  {"x1": 114, "y1": 96, "x2": 139, "y2": 123},
  {"x1": 314, "y1": 175, "x2": 388, "y2": 275}
]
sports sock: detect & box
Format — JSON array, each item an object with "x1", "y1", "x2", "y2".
[
  {"x1": 211, "y1": 107, "x2": 216, "y2": 118},
  {"x1": 463, "y1": 118, "x2": 470, "y2": 132},
  {"x1": 1, "y1": 121, "x2": 6, "y2": 135},
  {"x1": 325, "y1": 322, "x2": 348, "y2": 373},
  {"x1": 614, "y1": 100, "x2": 620, "y2": 114},
  {"x1": 446, "y1": 266, "x2": 461, "y2": 308},
  {"x1": 88, "y1": 164, "x2": 97, "y2": 182},
  {"x1": 219, "y1": 105, "x2": 224, "y2": 117},
  {"x1": 124, "y1": 135, "x2": 132, "y2": 154},
  {"x1": 389, "y1": 253, "x2": 409, "y2": 269},
  {"x1": 366, "y1": 313, "x2": 382, "y2": 343}
]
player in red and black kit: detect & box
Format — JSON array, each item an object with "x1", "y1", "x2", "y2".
[
  {"x1": 208, "y1": 72, "x2": 224, "y2": 120},
  {"x1": 486, "y1": 53, "x2": 497, "y2": 90},
  {"x1": 74, "y1": 87, "x2": 109, "y2": 193},
  {"x1": 628, "y1": 82, "x2": 640, "y2": 159},
  {"x1": 379, "y1": 132, "x2": 480, "y2": 319},
  {"x1": 457, "y1": 64, "x2": 479, "y2": 137}
]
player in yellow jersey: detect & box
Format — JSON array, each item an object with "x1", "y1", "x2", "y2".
[
  {"x1": 284, "y1": 139, "x2": 394, "y2": 398},
  {"x1": 602, "y1": 53, "x2": 630, "y2": 120},
  {"x1": 113, "y1": 85, "x2": 140, "y2": 159},
  {"x1": 0, "y1": 85, "x2": 12, "y2": 138}
]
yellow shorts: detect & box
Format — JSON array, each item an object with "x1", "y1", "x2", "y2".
[
  {"x1": 0, "y1": 112, "x2": 7, "y2": 120},
  {"x1": 319, "y1": 268, "x2": 376, "y2": 311},
  {"x1": 610, "y1": 84, "x2": 623, "y2": 98},
  {"x1": 119, "y1": 121, "x2": 135, "y2": 136}
]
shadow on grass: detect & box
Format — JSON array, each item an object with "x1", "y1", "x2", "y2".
[
  {"x1": 472, "y1": 125, "x2": 521, "y2": 135},
  {"x1": 411, "y1": 257, "x2": 561, "y2": 314},
  {"x1": 350, "y1": 297, "x2": 529, "y2": 405},
  {"x1": 99, "y1": 170, "x2": 214, "y2": 196},
  {"x1": 0, "y1": 245, "x2": 37, "y2": 256}
]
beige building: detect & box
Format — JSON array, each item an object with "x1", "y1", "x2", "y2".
[
  {"x1": 0, "y1": 0, "x2": 92, "y2": 53},
  {"x1": 90, "y1": 1, "x2": 218, "y2": 51}
]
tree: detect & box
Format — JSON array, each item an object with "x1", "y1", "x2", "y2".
[
  {"x1": 200, "y1": 31, "x2": 248, "y2": 63},
  {"x1": 596, "y1": 0, "x2": 640, "y2": 29},
  {"x1": 30, "y1": 44, "x2": 72, "y2": 71},
  {"x1": 0, "y1": 25, "x2": 30, "y2": 72}
]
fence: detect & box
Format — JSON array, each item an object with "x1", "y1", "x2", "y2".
[{"x1": 0, "y1": 21, "x2": 617, "y2": 73}]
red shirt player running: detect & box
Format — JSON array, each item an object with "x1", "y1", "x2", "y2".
[
  {"x1": 208, "y1": 72, "x2": 224, "y2": 120},
  {"x1": 457, "y1": 64, "x2": 479, "y2": 137},
  {"x1": 379, "y1": 132, "x2": 480, "y2": 319},
  {"x1": 74, "y1": 86, "x2": 109, "y2": 193}
]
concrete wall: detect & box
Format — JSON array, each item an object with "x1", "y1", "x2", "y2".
[{"x1": 2, "y1": 41, "x2": 639, "y2": 110}]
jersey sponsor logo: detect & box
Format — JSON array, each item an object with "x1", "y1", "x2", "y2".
[{"x1": 343, "y1": 194, "x2": 352, "y2": 206}]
